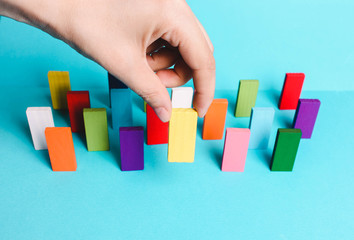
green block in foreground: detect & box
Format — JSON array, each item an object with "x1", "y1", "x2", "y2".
[
  {"x1": 83, "y1": 108, "x2": 109, "y2": 151},
  {"x1": 235, "y1": 80, "x2": 259, "y2": 117},
  {"x1": 270, "y1": 128, "x2": 302, "y2": 171}
]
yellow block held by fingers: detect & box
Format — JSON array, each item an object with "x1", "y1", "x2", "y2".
[
  {"x1": 48, "y1": 71, "x2": 71, "y2": 110},
  {"x1": 168, "y1": 108, "x2": 198, "y2": 163}
]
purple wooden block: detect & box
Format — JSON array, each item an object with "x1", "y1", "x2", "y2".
[
  {"x1": 293, "y1": 99, "x2": 321, "y2": 138},
  {"x1": 119, "y1": 126, "x2": 144, "y2": 171}
]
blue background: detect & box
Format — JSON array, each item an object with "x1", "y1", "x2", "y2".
[{"x1": 1, "y1": 0, "x2": 354, "y2": 239}]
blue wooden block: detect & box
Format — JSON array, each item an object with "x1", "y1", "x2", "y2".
[
  {"x1": 108, "y1": 72, "x2": 128, "y2": 107},
  {"x1": 248, "y1": 107, "x2": 275, "y2": 149},
  {"x1": 111, "y1": 89, "x2": 132, "y2": 129}
]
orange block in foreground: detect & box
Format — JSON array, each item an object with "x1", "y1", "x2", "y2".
[
  {"x1": 45, "y1": 127, "x2": 77, "y2": 171},
  {"x1": 202, "y1": 99, "x2": 228, "y2": 140}
]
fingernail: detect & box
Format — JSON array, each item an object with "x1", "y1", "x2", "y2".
[{"x1": 155, "y1": 107, "x2": 170, "y2": 122}]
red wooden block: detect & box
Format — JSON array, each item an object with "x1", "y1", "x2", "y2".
[
  {"x1": 67, "y1": 91, "x2": 90, "y2": 132},
  {"x1": 278, "y1": 73, "x2": 305, "y2": 110},
  {"x1": 146, "y1": 104, "x2": 168, "y2": 145}
]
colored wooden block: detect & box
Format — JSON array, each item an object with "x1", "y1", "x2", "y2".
[
  {"x1": 67, "y1": 91, "x2": 90, "y2": 133},
  {"x1": 202, "y1": 99, "x2": 228, "y2": 140},
  {"x1": 119, "y1": 126, "x2": 144, "y2": 171},
  {"x1": 221, "y1": 128, "x2": 250, "y2": 172},
  {"x1": 168, "y1": 108, "x2": 198, "y2": 162},
  {"x1": 144, "y1": 101, "x2": 147, "y2": 112},
  {"x1": 293, "y1": 99, "x2": 321, "y2": 138},
  {"x1": 26, "y1": 107, "x2": 55, "y2": 150},
  {"x1": 83, "y1": 108, "x2": 109, "y2": 151},
  {"x1": 279, "y1": 73, "x2": 305, "y2": 110},
  {"x1": 171, "y1": 87, "x2": 194, "y2": 108},
  {"x1": 111, "y1": 89, "x2": 133, "y2": 129},
  {"x1": 108, "y1": 72, "x2": 128, "y2": 107},
  {"x1": 146, "y1": 104, "x2": 168, "y2": 145},
  {"x1": 248, "y1": 107, "x2": 275, "y2": 149},
  {"x1": 270, "y1": 128, "x2": 302, "y2": 171},
  {"x1": 234, "y1": 80, "x2": 259, "y2": 117},
  {"x1": 45, "y1": 127, "x2": 77, "y2": 171},
  {"x1": 48, "y1": 71, "x2": 71, "y2": 110}
]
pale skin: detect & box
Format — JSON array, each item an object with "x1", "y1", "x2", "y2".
[{"x1": 0, "y1": 0, "x2": 215, "y2": 122}]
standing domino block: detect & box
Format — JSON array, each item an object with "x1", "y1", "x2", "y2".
[
  {"x1": 202, "y1": 99, "x2": 228, "y2": 140},
  {"x1": 83, "y1": 108, "x2": 109, "y2": 151},
  {"x1": 171, "y1": 87, "x2": 194, "y2": 108},
  {"x1": 234, "y1": 80, "x2": 259, "y2": 117},
  {"x1": 143, "y1": 101, "x2": 147, "y2": 112},
  {"x1": 45, "y1": 127, "x2": 77, "y2": 171},
  {"x1": 111, "y1": 89, "x2": 133, "y2": 129},
  {"x1": 26, "y1": 107, "x2": 55, "y2": 150},
  {"x1": 293, "y1": 99, "x2": 321, "y2": 138},
  {"x1": 248, "y1": 107, "x2": 275, "y2": 149},
  {"x1": 48, "y1": 71, "x2": 71, "y2": 110},
  {"x1": 221, "y1": 128, "x2": 250, "y2": 172},
  {"x1": 119, "y1": 127, "x2": 144, "y2": 171},
  {"x1": 168, "y1": 108, "x2": 198, "y2": 162},
  {"x1": 279, "y1": 73, "x2": 305, "y2": 110},
  {"x1": 270, "y1": 128, "x2": 302, "y2": 171},
  {"x1": 108, "y1": 72, "x2": 128, "y2": 107},
  {"x1": 67, "y1": 91, "x2": 90, "y2": 133},
  {"x1": 146, "y1": 104, "x2": 168, "y2": 145}
]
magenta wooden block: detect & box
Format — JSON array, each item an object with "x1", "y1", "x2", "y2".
[
  {"x1": 119, "y1": 126, "x2": 144, "y2": 171},
  {"x1": 293, "y1": 99, "x2": 321, "y2": 138}
]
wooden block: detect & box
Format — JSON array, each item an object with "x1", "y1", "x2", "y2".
[
  {"x1": 202, "y1": 99, "x2": 228, "y2": 140},
  {"x1": 48, "y1": 71, "x2": 71, "y2": 110},
  {"x1": 279, "y1": 73, "x2": 305, "y2": 110},
  {"x1": 83, "y1": 108, "x2": 109, "y2": 151},
  {"x1": 119, "y1": 126, "x2": 144, "y2": 171},
  {"x1": 171, "y1": 87, "x2": 194, "y2": 108},
  {"x1": 45, "y1": 127, "x2": 77, "y2": 171},
  {"x1": 144, "y1": 101, "x2": 147, "y2": 112},
  {"x1": 67, "y1": 91, "x2": 90, "y2": 133},
  {"x1": 168, "y1": 108, "x2": 198, "y2": 162},
  {"x1": 234, "y1": 80, "x2": 259, "y2": 117},
  {"x1": 270, "y1": 128, "x2": 302, "y2": 171},
  {"x1": 248, "y1": 107, "x2": 275, "y2": 149},
  {"x1": 146, "y1": 104, "x2": 168, "y2": 145},
  {"x1": 111, "y1": 89, "x2": 133, "y2": 129},
  {"x1": 26, "y1": 107, "x2": 55, "y2": 150},
  {"x1": 293, "y1": 99, "x2": 321, "y2": 138},
  {"x1": 221, "y1": 128, "x2": 250, "y2": 172},
  {"x1": 108, "y1": 72, "x2": 127, "y2": 107}
]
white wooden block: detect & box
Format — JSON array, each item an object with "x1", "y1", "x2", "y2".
[
  {"x1": 171, "y1": 87, "x2": 194, "y2": 108},
  {"x1": 248, "y1": 107, "x2": 275, "y2": 149},
  {"x1": 26, "y1": 107, "x2": 55, "y2": 150}
]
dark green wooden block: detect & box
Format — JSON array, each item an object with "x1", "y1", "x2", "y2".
[{"x1": 270, "y1": 128, "x2": 302, "y2": 171}]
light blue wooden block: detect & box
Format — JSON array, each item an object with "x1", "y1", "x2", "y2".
[
  {"x1": 111, "y1": 89, "x2": 132, "y2": 129},
  {"x1": 248, "y1": 107, "x2": 275, "y2": 149}
]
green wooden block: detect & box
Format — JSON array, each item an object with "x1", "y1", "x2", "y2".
[
  {"x1": 144, "y1": 101, "x2": 147, "y2": 112},
  {"x1": 270, "y1": 128, "x2": 302, "y2": 171},
  {"x1": 234, "y1": 80, "x2": 259, "y2": 117},
  {"x1": 83, "y1": 108, "x2": 110, "y2": 151}
]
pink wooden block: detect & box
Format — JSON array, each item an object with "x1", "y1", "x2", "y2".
[{"x1": 221, "y1": 128, "x2": 251, "y2": 172}]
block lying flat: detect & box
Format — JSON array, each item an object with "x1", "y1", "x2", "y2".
[
  {"x1": 45, "y1": 127, "x2": 77, "y2": 171},
  {"x1": 168, "y1": 108, "x2": 198, "y2": 162},
  {"x1": 202, "y1": 99, "x2": 228, "y2": 140},
  {"x1": 234, "y1": 80, "x2": 259, "y2": 117},
  {"x1": 278, "y1": 73, "x2": 305, "y2": 110},
  {"x1": 270, "y1": 128, "x2": 302, "y2": 171},
  {"x1": 108, "y1": 72, "x2": 128, "y2": 107},
  {"x1": 119, "y1": 126, "x2": 144, "y2": 171},
  {"x1": 83, "y1": 108, "x2": 109, "y2": 151},
  {"x1": 171, "y1": 87, "x2": 194, "y2": 108},
  {"x1": 221, "y1": 128, "x2": 250, "y2": 172},
  {"x1": 146, "y1": 104, "x2": 168, "y2": 145},
  {"x1": 111, "y1": 89, "x2": 133, "y2": 129},
  {"x1": 248, "y1": 107, "x2": 275, "y2": 149},
  {"x1": 26, "y1": 107, "x2": 55, "y2": 150},
  {"x1": 48, "y1": 71, "x2": 71, "y2": 110},
  {"x1": 67, "y1": 91, "x2": 90, "y2": 133},
  {"x1": 293, "y1": 99, "x2": 321, "y2": 138}
]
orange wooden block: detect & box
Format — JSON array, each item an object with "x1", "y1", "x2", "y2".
[
  {"x1": 45, "y1": 127, "x2": 77, "y2": 171},
  {"x1": 202, "y1": 99, "x2": 228, "y2": 140}
]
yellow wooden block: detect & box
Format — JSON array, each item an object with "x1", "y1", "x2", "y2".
[
  {"x1": 48, "y1": 71, "x2": 71, "y2": 110},
  {"x1": 168, "y1": 108, "x2": 198, "y2": 163}
]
